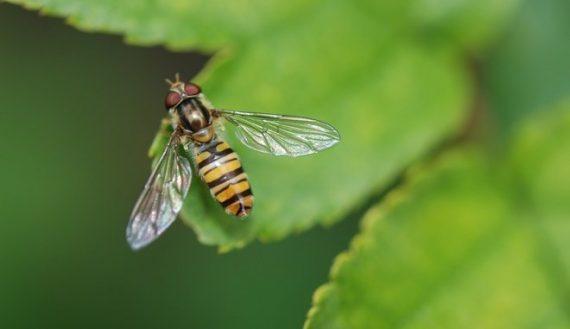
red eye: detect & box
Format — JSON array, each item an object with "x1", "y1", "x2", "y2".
[
  {"x1": 164, "y1": 92, "x2": 181, "y2": 109},
  {"x1": 184, "y1": 83, "x2": 201, "y2": 96}
]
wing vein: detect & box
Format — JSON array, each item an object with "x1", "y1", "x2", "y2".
[
  {"x1": 218, "y1": 110, "x2": 340, "y2": 157},
  {"x1": 126, "y1": 133, "x2": 192, "y2": 250}
]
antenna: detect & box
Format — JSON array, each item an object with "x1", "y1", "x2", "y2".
[{"x1": 165, "y1": 73, "x2": 182, "y2": 87}]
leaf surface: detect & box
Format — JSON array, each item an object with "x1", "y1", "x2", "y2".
[
  {"x1": 305, "y1": 103, "x2": 570, "y2": 328},
  {"x1": 485, "y1": 0, "x2": 570, "y2": 134},
  {"x1": 7, "y1": 0, "x2": 519, "y2": 249}
]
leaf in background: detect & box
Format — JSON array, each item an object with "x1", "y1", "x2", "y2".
[
  {"x1": 305, "y1": 103, "x2": 570, "y2": 328},
  {"x1": 188, "y1": 44, "x2": 468, "y2": 250},
  {"x1": 7, "y1": 0, "x2": 519, "y2": 249},
  {"x1": 485, "y1": 0, "x2": 570, "y2": 134},
  {"x1": 509, "y1": 100, "x2": 570, "y2": 275},
  {"x1": 413, "y1": 0, "x2": 520, "y2": 51}
]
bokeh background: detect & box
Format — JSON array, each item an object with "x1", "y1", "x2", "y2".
[
  {"x1": 1, "y1": 0, "x2": 569, "y2": 328},
  {"x1": 0, "y1": 4, "x2": 360, "y2": 328}
]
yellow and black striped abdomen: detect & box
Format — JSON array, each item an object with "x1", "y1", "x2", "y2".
[{"x1": 194, "y1": 139, "x2": 253, "y2": 217}]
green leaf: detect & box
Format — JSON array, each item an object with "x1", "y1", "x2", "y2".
[
  {"x1": 5, "y1": 0, "x2": 321, "y2": 50},
  {"x1": 413, "y1": 0, "x2": 520, "y2": 51},
  {"x1": 7, "y1": 0, "x2": 520, "y2": 249},
  {"x1": 509, "y1": 100, "x2": 570, "y2": 275},
  {"x1": 485, "y1": 0, "x2": 570, "y2": 134},
  {"x1": 182, "y1": 1, "x2": 516, "y2": 250},
  {"x1": 187, "y1": 44, "x2": 469, "y2": 250},
  {"x1": 305, "y1": 103, "x2": 570, "y2": 328}
]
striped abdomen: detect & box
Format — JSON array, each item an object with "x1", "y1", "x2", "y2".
[{"x1": 194, "y1": 139, "x2": 253, "y2": 217}]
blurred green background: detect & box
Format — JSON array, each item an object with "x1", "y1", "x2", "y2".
[
  {"x1": 1, "y1": 0, "x2": 569, "y2": 328},
  {"x1": 0, "y1": 4, "x2": 361, "y2": 328}
]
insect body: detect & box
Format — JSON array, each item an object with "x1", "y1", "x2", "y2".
[
  {"x1": 194, "y1": 139, "x2": 253, "y2": 217},
  {"x1": 126, "y1": 75, "x2": 340, "y2": 250}
]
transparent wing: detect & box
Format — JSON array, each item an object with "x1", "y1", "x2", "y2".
[
  {"x1": 126, "y1": 133, "x2": 192, "y2": 250},
  {"x1": 214, "y1": 109, "x2": 340, "y2": 157}
]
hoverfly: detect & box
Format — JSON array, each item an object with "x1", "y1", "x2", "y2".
[{"x1": 126, "y1": 74, "x2": 340, "y2": 250}]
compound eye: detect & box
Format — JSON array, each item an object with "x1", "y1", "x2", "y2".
[
  {"x1": 184, "y1": 83, "x2": 201, "y2": 96},
  {"x1": 164, "y1": 92, "x2": 181, "y2": 109}
]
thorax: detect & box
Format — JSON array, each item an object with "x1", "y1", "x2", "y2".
[{"x1": 172, "y1": 97, "x2": 215, "y2": 144}]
